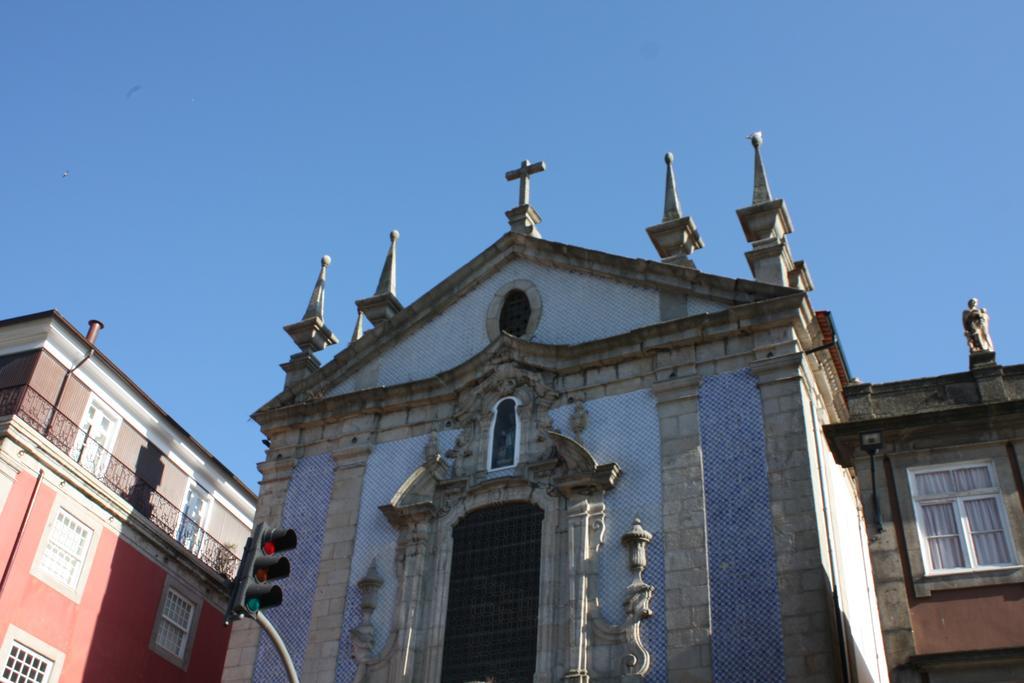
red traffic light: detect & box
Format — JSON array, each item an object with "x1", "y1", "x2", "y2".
[
  {"x1": 223, "y1": 523, "x2": 298, "y2": 622},
  {"x1": 261, "y1": 528, "x2": 297, "y2": 556}
]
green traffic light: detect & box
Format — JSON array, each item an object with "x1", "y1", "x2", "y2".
[{"x1": 246, "y1": 597, "x2": 261, "y2": 612}]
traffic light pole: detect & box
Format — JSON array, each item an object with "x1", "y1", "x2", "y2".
[
  {"x1": 224, "y1": 523, "x2": 300, "y2": 681},
  {"x1": 250, "y1": 611, "x2": 300, "y2": 683}
]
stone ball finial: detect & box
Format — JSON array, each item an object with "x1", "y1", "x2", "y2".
[
  {"x1": 321, "y1": 254, "x2": 332, "y2": 267},
  {"x1": 389, "y1": 230, "x2": 400, "y2": 242},
  {"x1": 748, "y1": 131, "x2": 764, "y2": 148},
  {"x1": 665, "y1": 152, "x2": 674, "y2": 165}
]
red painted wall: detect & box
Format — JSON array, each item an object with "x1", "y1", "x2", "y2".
[{"x1": 0, "y1": 471, "x2": 231, "y2": 681}]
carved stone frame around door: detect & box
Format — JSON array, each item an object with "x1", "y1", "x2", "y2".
[{"x1": 349, "y1": 364, "x2": 656, "y2": 683}]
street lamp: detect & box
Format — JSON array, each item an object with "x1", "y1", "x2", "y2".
[{"x1": 860, "y1": 431, "x2": 883, "y2": 535}]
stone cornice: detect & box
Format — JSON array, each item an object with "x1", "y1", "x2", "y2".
[
  {"x1": 255, "y1": 292, "x2": 814, "y2": 434},
  {"x1": 651, "y1": 372, "x2": 702, "y2": 400},
  {"x1": 824, "y1": 399, "x2": 1024, "y2": 467}
]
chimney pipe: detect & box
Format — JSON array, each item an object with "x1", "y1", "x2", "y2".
[{"x1": 85, "y1": 320, "x2": 104, "y2": 345}]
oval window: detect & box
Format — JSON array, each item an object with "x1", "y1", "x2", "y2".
[{"x1": 499, "y1": 289, "x2": 531, "y2": 337}]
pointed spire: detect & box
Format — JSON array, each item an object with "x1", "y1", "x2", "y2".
[
  {"x1": 646, "y1": 151, "x2": 703, "y2": 269},
  {"x1": 355, "y1": 230, "x2": 404, "y2": 325},
  {"x1": 748, "y1": 131, "x2": 773, "y2": 204},
  {"x1": 302, "y1": 255, "x2": 331, "y2": 321},
  {"x1": 662, "y1": 152, "x2": 682, "y2": 222},
  {"x1": 737, "y1": 131, "x2": 812, "y2": 291},
  {"x1": 281, "y1": 254, "x2": 340, "y2": 387},
  {"x1": 350, "y1": 309, "x2": 364, "y2": 343},
  {"x1": 374, "y1": 230, "x2": 399, "y2": 297}
]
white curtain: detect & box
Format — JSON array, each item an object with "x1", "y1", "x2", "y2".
[
  {"x1": 917, "y1": 466, "x2": 992, "y2": 496},
  {"x1": 965, "y1": 497, "x2": 1011, "y2": 565},
  {"x1": 921, "y1": 503, "x2": 966, "y2": 569}
]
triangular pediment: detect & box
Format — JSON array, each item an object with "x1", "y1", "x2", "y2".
[{"x1": 257, "y1": 232, "x2": 795, "y2": 415}]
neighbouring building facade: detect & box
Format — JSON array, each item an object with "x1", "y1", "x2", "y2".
[
  {"x1": 826, "y1": 334, "x2": 1024, "y2": 682},
  {"x1": 0, "y1": 311, "x2": 256, "y2": 681},
  {"x1": 224, "y1": 139, "x2": 890, "y2": 682}
]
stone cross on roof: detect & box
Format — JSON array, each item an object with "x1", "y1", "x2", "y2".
[
  {"x1": 504, "y1": 159, "x2": 547, "y2": 238},
  {"x1": 505, "y1": 159, "x2": 546, "y2": 208}
]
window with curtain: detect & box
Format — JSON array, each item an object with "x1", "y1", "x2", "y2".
[{"x1": 910, "y1": 462, "x2": 1016, "y2": 572}]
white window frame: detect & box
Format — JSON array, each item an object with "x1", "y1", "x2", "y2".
[
  {"x1": 74, "y1": 395, "x2": 122, "y2": 478},
  {"x1": 487, "y1": 396, "x2": 521, "y2": 472},
  {"x1": 909, "y1": 460, "x2": 1018, "y2": 575},
  {"x1": 0, "y1": 626, "x2": 64, "y2": 683},
  {"x1": 175, "y1": 481, "x2": 210, "y2": 555},
  {"x1": 149, "y1": 576, "x2": 202, "y2": 670},
  {"x1": 30, "y1": 494, "x2": 101, "y2": 604}
]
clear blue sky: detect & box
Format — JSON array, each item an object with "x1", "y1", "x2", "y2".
[{"x1": 3, "y1": 2, "x2": 1021, "y2": 490}]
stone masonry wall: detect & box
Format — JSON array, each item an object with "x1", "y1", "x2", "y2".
[{"x1": 752, "y1": 354, "x2": 841, "y2": 682}]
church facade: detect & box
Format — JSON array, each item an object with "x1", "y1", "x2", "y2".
[{"x1": 223, "y1": 140, "x2": 887, "y2": 682}]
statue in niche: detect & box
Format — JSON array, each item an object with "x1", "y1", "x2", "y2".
[
  {"x1": 963, "y1": 298, "x2": 995, "y2": 353},
  {"x1": 490, "y1": 397, "x2": 518, "y2": 468}
]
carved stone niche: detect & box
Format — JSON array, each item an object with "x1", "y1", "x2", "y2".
[{"x1": 349, "y1": 365, "x2": 657, "y2": 682}]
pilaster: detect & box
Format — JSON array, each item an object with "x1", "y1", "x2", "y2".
[
  {"x1": 748, "y1": 353, "x2": 841, "y2": 682},
  {"x1": 652, "y1": 373, "x2": 712, "y2": 680},
  {"x1": 300, "y1": 447, "x2": 370, "y2": 681}
]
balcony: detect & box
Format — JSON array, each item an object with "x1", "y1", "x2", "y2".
[{"x1": 0, "y1": 384, "x2": 240, "y2": 578}]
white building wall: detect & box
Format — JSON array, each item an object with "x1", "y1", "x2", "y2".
[{"x1": 806, "y1": 386, "x2": 888, "y2": 682}]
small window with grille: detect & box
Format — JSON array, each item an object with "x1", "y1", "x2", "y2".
[
  {"x1": 2, "y1": 641, "x2": 54, "y2": 683},
  {"x1": 150, "y1": 582, "x2": 200, "y2": 669},
  {"x1": 499, "y1": 289, "x2": 532, "y2": 337},
  {"x1": 155, "y1": 588, "x2": 195, "y2": 658},
  {"x1": 40, "y1": 509, "x2": 93, "y2": 590}
]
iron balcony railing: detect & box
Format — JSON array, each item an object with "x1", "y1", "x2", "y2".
[{"x1": 0, "y1": 384, "x2": 240, "y2": 578}]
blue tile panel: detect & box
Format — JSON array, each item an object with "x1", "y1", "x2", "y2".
[
  {"x1": 549, "y1": 389, "x2": 666, "y2": 682},
  {"x1": 698, "y1": 369, "x2": 785, "y2": 683},
  {"x1": 334, "y1": 431, "x2": 460, "y2": 683},
  {"x1": 253, "y1": 453, "x2": 336, "y2": 682}
]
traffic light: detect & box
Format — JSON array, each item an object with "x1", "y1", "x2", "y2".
[{"x1": 225, "y1": 523, "x2": 297, "y2": 622}]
